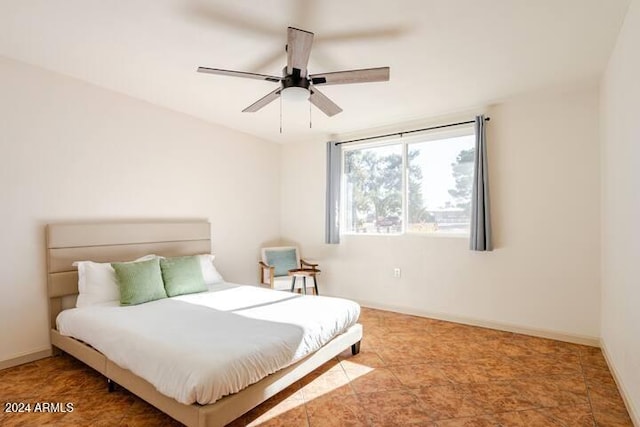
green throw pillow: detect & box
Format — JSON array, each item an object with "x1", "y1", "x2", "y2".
[
  {"x1": 265, "y1": 249, "x2": 298, "y2": 276},
  {"x1": 160, "y1": 256, "x2": 206, "y2": 297},
  {"x1": 112, "y1": 258, "x2": 167, "y2": 306}
]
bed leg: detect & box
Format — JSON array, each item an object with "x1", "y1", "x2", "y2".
[
  {"x1": 351, "y1": 341, "x2": 361, "y2": 355},
  {"x1": 107, "y1": 378, "x2": 116, "y2": 393}
]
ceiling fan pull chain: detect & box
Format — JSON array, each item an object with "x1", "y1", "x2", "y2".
[
  {"x1": 280, "y1": 94, "x2": 283, "y2": 134},
  {"x1": 309, "y1": 100, "x2": 312, "y2": 129}
]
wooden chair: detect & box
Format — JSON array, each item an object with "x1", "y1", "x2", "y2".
[{"x1": 258, "y1": 246, "x2": 320, "y2": 295}]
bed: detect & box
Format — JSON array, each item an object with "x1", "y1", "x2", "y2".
[{"x1": 46, "y1": 220, "x2": 362, "y2": 426}]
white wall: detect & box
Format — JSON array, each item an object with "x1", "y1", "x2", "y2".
[
  {"x1": 600, "y1": 0, "x2": 640, "y2": 421},
  {"x1": 0, "y1": 57, "x2": 281, "y2": 363},
  {"x1": 281, "y1": 84, "x2": 601, "y2": 342}
]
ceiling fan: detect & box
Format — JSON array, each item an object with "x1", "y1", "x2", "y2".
[{"x1": 197, "y1": 27, "x2": 390, "y2": 117}]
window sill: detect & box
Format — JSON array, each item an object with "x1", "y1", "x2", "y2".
[{"x1": 341, "y1": 231, "x2": 469, "y2": 239}]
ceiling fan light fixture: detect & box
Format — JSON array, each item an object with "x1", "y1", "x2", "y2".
[{"x1": 280, "y1": 86, "x2": 309, "y2": 103}]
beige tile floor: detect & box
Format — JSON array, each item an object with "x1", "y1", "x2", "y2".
[{"x1": 0, "y1": 307, "x2": 633, "y2": 426}]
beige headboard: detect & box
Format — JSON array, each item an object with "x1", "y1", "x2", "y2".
[{"x1": 46, "y1": 220, "x2": 211, "y2": 330}]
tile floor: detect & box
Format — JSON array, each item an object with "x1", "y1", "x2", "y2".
[{"x1": 0, "y1": 307, "x2": 634, "y2": 426}]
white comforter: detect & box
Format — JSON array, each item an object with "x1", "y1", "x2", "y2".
[{"x1": 57, "y1": 283, "x2": 360, "y2": 405}]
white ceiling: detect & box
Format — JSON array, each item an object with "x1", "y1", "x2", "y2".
[{"x1": 0, "y1": 0, "x2": 630, "y2": 144}]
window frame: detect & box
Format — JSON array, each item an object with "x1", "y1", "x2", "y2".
[{"x1": 340, "y1": 125, "x2": 475, "y2": 238}]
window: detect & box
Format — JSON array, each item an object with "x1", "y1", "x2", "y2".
[
  {"x1": 343, "y1": 144, "x2": 403, "y2": 234},
  {"x1": 342, "y1": 128, "x2": 475, "y2": 235}
]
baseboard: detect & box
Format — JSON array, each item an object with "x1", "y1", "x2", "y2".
[
  {"x1": 600, "y1": 340, "x2": 640, "y2": 426},
  {"x1": 358, "y1": 300, "x2": 600, "y2": 347},
  {"x1": 0, "y1": 348, "x2": 52, "y2": 371}
]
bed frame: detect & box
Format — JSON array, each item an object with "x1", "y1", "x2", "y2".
[{"x1": 46, "y1": 220, "x2": 362, "y2": 427}]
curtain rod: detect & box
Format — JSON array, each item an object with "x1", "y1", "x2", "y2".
[{"x1": 336, "y1": 117, "x2": 490, "y2": 146}]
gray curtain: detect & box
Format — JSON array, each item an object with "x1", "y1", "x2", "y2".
[
  {"x1": 470, "y1": 115, "x2": 493, "y2": 251},
  {"x1": 325, "y1": 141, "x2": 341, "y2": 244}
]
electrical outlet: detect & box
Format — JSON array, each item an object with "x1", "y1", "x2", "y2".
[{"x1": 393, "y1": 267, "x2": 401, "y2": 278}]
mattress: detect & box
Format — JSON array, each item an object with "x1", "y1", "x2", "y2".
[{"x1": 56, "y1": 283, "x2": 360, "y2": 405}]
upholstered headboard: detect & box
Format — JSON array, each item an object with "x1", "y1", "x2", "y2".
[{"x1": 45, "y1": 220, "x2": 211, "y2": 329}]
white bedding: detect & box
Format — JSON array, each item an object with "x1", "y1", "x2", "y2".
[{"x1": 56, "y1": 283, "x2": 360, "y2": 405}]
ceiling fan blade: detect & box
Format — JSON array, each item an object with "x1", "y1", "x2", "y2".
[
  {"x1": 242, "y1": 87, "x2": 281, "y2": 112},
  {"x1": 245, "y1": 50, "x2": 285, "y2": 75},
  {"x1": 286, "y1": 27, "x2": 314, "y2": 77},
  {"x1": 185, "y1": 4, "x2": 281, "y2": 37},
  {"x1": 197, "y1": 67, "x2": 281, "y2": 83},
  {"x1": 318, "y1": 27, "x2": 407, "y2": 43},
  {"x1": 310, "y1": 67, "x2": 390, "y2": 86},
  {"x1": 309, "y1": 87, "x2": 342, "y2": 117}
]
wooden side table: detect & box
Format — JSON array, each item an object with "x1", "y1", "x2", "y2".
[{"x1": 288, "y1": 268, "x2": 320, "y2": 295}]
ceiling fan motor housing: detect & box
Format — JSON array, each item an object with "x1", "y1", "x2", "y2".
[{"x1": 281, "y1": 67, "x2": 310, "y2": 91}]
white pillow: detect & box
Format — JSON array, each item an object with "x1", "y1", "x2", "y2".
[
  {"x1": 197, "y1": 254, "x2": 224, "y2": 286},
  {"x1": 73, "y1": 254, "x2": 157, "y2": 308}
]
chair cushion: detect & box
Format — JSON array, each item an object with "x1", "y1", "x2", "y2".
[{"x1": 265, "y1": 248, "x2": 298, "y2": 276}]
